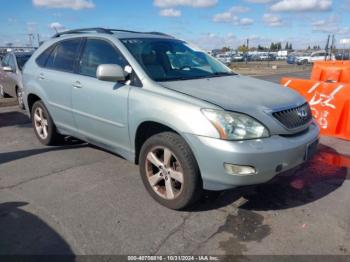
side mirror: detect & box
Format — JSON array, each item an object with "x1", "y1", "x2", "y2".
[
  {"x1": 2, "y1": 66, "x2": 14, "y2": 73},
  {"x1": 96, "y1": 64, "x2": 126, "y2": 82}
]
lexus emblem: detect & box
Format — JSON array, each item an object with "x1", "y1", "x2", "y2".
[{"x1": 297, "y1": 109, "x2": 308, "y2": 119}]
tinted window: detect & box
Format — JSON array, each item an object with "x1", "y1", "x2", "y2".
[
  {"x1": 36, "y1": 45, "x2": 56, "y2": 67},
  {"x1": 79, "y1": 39, "x2": 127, "y2": 78},
  {"x1": 8, "y1": 55, "x2": 16, "y2": 70},
  {"x1": 16, "y1": 55, "x2": 31, "y2": 70},
  {"x1": 122, "y1": 38, "x2": 234, "y2": 82},
  {"x1": 2, "y1": 54, "x2": 9, "y2": 66},
  {"x1": 46, "y1": 38, "x2": 81, "y2": 72}
]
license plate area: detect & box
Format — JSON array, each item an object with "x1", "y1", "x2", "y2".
[{"x1": 304, "y1": 139, "x2": 319, "y2": 161}]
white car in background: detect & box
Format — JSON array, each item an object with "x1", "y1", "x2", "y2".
[
  {"x1": 232, "y1": 54, "x2": 244, "y2": 62},
  {"x1": 215, "y1": 54, "x2": 232, "y2": 65},
  {"x1": 296, "y1": 50, "x2": 335, "y2": 65}
]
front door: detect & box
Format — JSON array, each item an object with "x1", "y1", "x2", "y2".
[
  {"x1": 5, "y1": 54, "x2": 18, "y2": 97},
  {"x1": 71, "y1": 38, "x2": 132, "y2": 155},
  {"x1": 1, "y1": 54, "x2": 16, "y2": 96}
]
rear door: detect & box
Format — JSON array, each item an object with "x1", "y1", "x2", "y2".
[
  {"x1": 71, "y1": 38, "x2": 132, "y2": 154},
  {"x1": 5, "y1": 54, "x2": 19, "y2": 97},
  {"x1": 0, "y1": 54, "x2": 10, "y2": 93},
  {"x1": 37, "y1": 38, "x2": 83, "y2": 134}
]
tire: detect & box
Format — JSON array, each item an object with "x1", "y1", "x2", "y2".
[
  {"x1": 139, "y1": 132, "x2": 202, "y2": 210},
  {"x1": 0, "y1": 85, "x2": 9, "y2": 98},
  {"x1": 16, "y1": 87, "x2": 25, "y2": 110},
  {"x1": 31, "y1": 100, "x2": 63, "y2": 145}
]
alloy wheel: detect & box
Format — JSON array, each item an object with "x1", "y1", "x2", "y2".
[
  {"x1": 34, "y1": 107, "x2": 49, "y2": 139},
  {"x1": 145, "y1": 146, "x2": 184, "y2": 200},
  {"x1": 17, "y1": 89, "x2": 24, "y2": 108},
  {"x1": 0, "y1": 85, "x2": 4, "y2": 97}
]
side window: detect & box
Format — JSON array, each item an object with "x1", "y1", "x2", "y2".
[
  {"x1": 36, "y1": 45, "x2": 56, "y2": 67},
  {"x1": 78, "y1": 39, "x2": 127, "y2": 78},
  {"x1": 45, "y1": 46, "x2": 57, "y2": 69},
  {"x1": 2, "y1": 54, "x2": 9, "y2": 66},
  {"x1": 8, "y1": 55, "x2": 16, "y2": 70},
  {"x1": 46, "y1": 38, "x2": 81, "y2": 72}
]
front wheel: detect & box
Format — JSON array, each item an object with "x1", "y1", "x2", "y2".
[{"x1": 139, "y1": 132, "x2": 202, "y2": 210}]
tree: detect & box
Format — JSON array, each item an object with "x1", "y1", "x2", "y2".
[
  {"x1": 285, "y1": 42, "x2": 289, "y2": 50},
  {"x1": 268, "y1": 42, "x2": 282, "y2": 51},
  {"x1": 221, "y1": 47, "x2": 231, "y2": 52},
  {"x1": 277, "y1": 42, "x2": 282, "y2": 50},
  {"x1": 257, "y1": 45, "x2": 266, "y2": 51},
  {"x1": 238, "y1": 45, "x2": 249, "y2": 53},
  {"x1": 270, "y1": 42, "x2": 276, "y2": 51}
]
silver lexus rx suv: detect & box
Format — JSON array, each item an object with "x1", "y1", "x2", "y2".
[{"x1": 22, "y1": 28, "x2": 319, "y2": 209}]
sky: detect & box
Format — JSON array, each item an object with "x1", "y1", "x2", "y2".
[{"x1": 1, "y1": 0, "x2": 350, "y2": 50}]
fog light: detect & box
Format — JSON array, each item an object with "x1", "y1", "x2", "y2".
[{"x1": 224, "y1": 163, "x2": 256, "y2": 176}]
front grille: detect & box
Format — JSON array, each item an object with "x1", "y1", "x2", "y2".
[{"x1": 273, "y1": 103, "x2": 312, "y2": 129}]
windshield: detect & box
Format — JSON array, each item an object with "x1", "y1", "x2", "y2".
[
  {"x1": 121, "y1": 38, "x2": 235, "y2": 82},
  {"x1": 16, "y1": 55, "x2": 31, "y2": 70}
]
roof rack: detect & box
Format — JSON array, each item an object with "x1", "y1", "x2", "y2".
[
  {"x1": 53, "y1": 28, "x2": 113, "y2": 38},
  {"x1": 109, "y1": 29, "x2": 145, "y2": 34},
  {"x1": 53, "y1": 27, "x2": 174, "y2": 38},
  {"x1": 146, "y1": 32, "x2": 174, "y2": 37},
  {"x1": 107, "y1": 29, "x2": 173, "y2": 38}
]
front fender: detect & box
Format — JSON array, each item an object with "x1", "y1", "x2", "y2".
[{"x1": 128, "y1": 87, "x2": 220, "y2": 150}]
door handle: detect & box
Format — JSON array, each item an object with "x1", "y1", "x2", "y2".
[
  {"x1": 38, "y1": 73, "x2": 45, "y2": 80},
  {"x1": 72, "y1": 81, "x2": 83, "y2": 89}
]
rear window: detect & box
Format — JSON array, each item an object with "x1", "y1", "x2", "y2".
[
  {"x1": 44, "y1": 38, "x2": 82, "y2": 72},
  {"x1": 36, "y1": 45, "x2": 56, "y2": 67}
]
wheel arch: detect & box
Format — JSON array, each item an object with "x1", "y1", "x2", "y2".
[
  {"x1": 27, "y1": 93, "x2": 42, "y2": 116},
  {"x1": 134, "y1": 121, "x2": 181, "y2": 164}
]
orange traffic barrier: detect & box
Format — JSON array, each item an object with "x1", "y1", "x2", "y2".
[{"x1": 281, "y1": 61, "x2": 350, "y2": 140}]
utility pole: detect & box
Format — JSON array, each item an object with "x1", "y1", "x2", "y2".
[
  {"x1": 245, "y1": 38, "x2": 249, "y2": 64},
  {"x1": 37, "y1": 33, "x2": 41, "y2": 47},
  {"x1": 331, "y1": 34, "x2": 335, "y2": 59},
  {"x1": 28, "y1": 33, "x2": 34, "y2": 48},
  {"x1": 325, "y1": 34, "x2": 330, "y2": 61}
]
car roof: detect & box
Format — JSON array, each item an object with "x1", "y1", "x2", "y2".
[{"x1": 52, "y1": 28, "x2": 175, "y2": 40}]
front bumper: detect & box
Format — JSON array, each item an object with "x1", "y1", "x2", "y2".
[{"x1": 183, "y1": 122, "x2": 320, "y2": 190}]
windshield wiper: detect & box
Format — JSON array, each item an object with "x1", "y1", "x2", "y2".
[
  {"x1": 155, "y1": 72, "x2": 237, "y2": 82},
  {"x1": 207, "y1": 72, "x2": 237, "y2": 78},
  {"x1": 156, "y1": 76, "x2": 210, "y2": 82}
]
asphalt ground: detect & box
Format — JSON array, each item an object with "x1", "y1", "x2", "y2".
[{"x1": 0, "y1": 71, "x2": 349, "y2": 256}]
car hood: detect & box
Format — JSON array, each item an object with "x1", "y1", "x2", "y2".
[
  {"x1": 159, "y1": 75, "x2": 304, "y2": 112},
  {"x1": 158, "y1": 75, "x2": 306, "y2": 134}
]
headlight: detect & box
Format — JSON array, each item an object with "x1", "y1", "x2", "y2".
[{"x1": 202, "y1": 109, "x2": 270, "y2": 140}]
